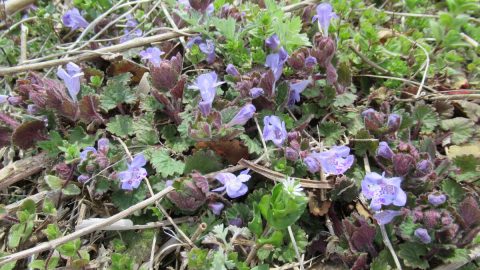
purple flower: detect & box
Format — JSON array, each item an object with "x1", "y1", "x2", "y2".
[
  {"x1": 265, "y1": 49, "x2": 288, "y2": 81},
  {"x1": 97, "y1": 138, "x2": 109, "y2": 154},
  {"x1": 265, "y1": 34, "x2": 280, "y2": 50},
  {"x1": 189, "y1": 72, "x2": 223, "y2": 116},
  {"x1": 387, "y1": 113, "x2": 401, "y2": 132},
  {"x1": 227, "y1": 104, "x2": 256, "y2": 127},
  {"x1": 414, "y1": 228, "x2": 431, "y2": 244},
  {"x1": 249, "y1": 87, "x2": 264, "y2": 98},
  {"x1": 57, "y1": 62, "x2": 83, "y2": 102},
  {"x1": 139, "y1": 47, "x2": 164, "y2": 67},
  {"x1": 416, "y1": 159, "x2": 433, "y2": 177},
  {"x1": 199, "y1": 40, "x2": 216, "y2": 64},
  {"x1": 314, "y1": 146, "x2": 354, "y2": 175},
  {"x1": 312, "y1": 3, "x2": 338, "y2": 36},
  {"x1": 285, "y1": 147, "x2": 299, "y2": 161},
  {"x1": 27, "y1": 104, "x2": 39, "y2": 115},
  {"x1": 263, "y1": 115, "x2": 288, "y2": 147},
  {"x1": 374, "y1": 210, "x2": 403, "y2": 225},
  {"x1": 79, "y1": 146, "x2": 97, "y2": 161},
  {"x1": 212, "y1": 170, "x2": 250, "y2": 198},
  {"x1": 209, "y1": 202, "x2": 224, "y2": 215},
  {"x1": 78, "y1": 174, "x2": 89, "y2": 183},
  {"x1": 361, "y1": 172, "x2": 407, "y2": 211},
  {"x1": 288, "y1": 79, "x2": 310, "y2": 106},
  {"x1": 179, "y1": 0, "x2": 214, "y2": 14},
  {"x1": 120, "y1": 15, "x2": 142, "y2": 43},
  {"x1": 118, "y1": 154, "x2": 148, "y2": 191},
  {"x1": 226, "y1": 64, "x2": 240, "y2": 77},
  {"x1": 377, "y1": 141, "x2": 394, "y2": 160},
  {"x1": 304, "y1": 155, "x2": 320, "y2": 173},
  {"x1": 62, "y1": 8, "x2": 89, "y2": 30},
  {"x1": 428, "y1": 193, "x2": 446, "y2": 206},
  {"x1": 305, "y1": 56, "x2": 317, "y2": 68}
]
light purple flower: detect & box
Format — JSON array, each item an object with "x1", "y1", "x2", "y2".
[
  {"x1": 139, "y1": 47, "x2": 164, "y2": 67},
  {"x1": 265, "y1": 48, "x2": 288, "y2": 81},
  {"x1": 387, "y1": 113, "x2": 401, "y2": 132},
  {"x1": 199, "y1": 40, "x2": 216, "y2": 64},
  {"x1": 97, "y1": 138, "x2": 109, "y2": 153},
  {"x1": 305, "y1": 56, "x2": 317, "y2": 68},
  {"x1": 265, "y1": 34, "x2": 280, "y2": 50},
  {"x1": 312, "y1": 3, "x2": 338, "y2": 36},
  {"x1": 428, "y1": 193, "x2": 446, "y2": 206},
  {"x1": 212, "y1": 170, "x2": 250, "y2": 198},
  {"x1": 263, "y1": 115, "x2": 288, "y2": 147},
  {"x1": 189, "y1": 72, "x2": 223, "y2": 116},
  {"x1": 315, "y1": 146, "x2": 354, "y2": 175},
  {"x1": 304, "y1": 155, "x2": 320, "y2": 173},
  {"x1": 62, "y1": 8, "x2": 89, "y2": 30},
  {"x1": 57, "y1": 62, "x2": 83, "y2": 102},
  {"x1": 118, "y1": 154, "x2": 148, "y2": 191},
  {"x1": 27, "y1": 104, "x2": 39, "y2": 115},
  {"x1": 361, "y1": 172, "x2": 407, "y2": 211},
  {"x1": 120, "y1": 15, "x2": 142, "y2": 43},
  {"x1": 226, "y1": 64, "x2": 240, "y2": 77},
  {"x1": 80, "y1": 146, "x2": 97, "y2": 161},
  {"x1": 374, "y1": 210, "x2": 403, "y2": 225},
  {"x1": 414, "y1": 228, "x2": 431, "y2": 244},
  {"x1": 377, "y1": 141, "x2": 394, "y2": 160},
  {"x1": 227, "y1": 104, "x2": 256, "y2": 127},
  {"x1": 78, "y1": 174, "x2": 89, "y2": 183},
  {"x1": 178, "y1": 0, "x2": 214, "y2": 14},
  {"x1": 209, "y1": 202, "x2": 224, "y2": 215},
  {"x1": 249, "y1": 87, "x2": 264, "y2": 98},
  {"x1": 288, "y1": 79, "x2": 310, "y2": 106}
]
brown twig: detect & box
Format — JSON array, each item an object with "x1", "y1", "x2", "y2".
[
  {"x1": 0, "y1": 186, "x2": 174, "y2": 266},
  {"x1": 0, "y1": 152, "x2": 52, "y2": 190}
]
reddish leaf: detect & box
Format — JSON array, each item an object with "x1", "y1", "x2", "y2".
[
  {"x1": 12, "y1": 120, "x2": 47, "y2": 149},
  {"x1": 0, "y1": 126, "x2": 12, "y2": 147},
  {"x1": 106, "y1": 59, "x2": 148, "y2": 84},
  {"x1": 459, "y1": 196, "x2": 480, "y2": 229},
  {"x1": 259, "y1": 70, "x2": 276, "y2": 97},
  {"x1": 195, "y1": 139, "x2": 249, "y2": 164},
  {"x1": 343, "y1": 216, "x2": 376, "y2": 255},
  {"x1": 79, "y1": 95, "x2": 104, "y2": 124}
]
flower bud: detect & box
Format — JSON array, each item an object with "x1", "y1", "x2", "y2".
[
  {"x1": 387, "y1": 113, "x2": 401, "y2": 132},
  {"x1": 265, "y1": 34, "x2": 280, "y2": 50},
  {"x1": 226, "y1": 64, "x2": 240, "y2": 77},
  {"x1": 428, "y1": 193, "x2": 446, "y2": 206},
  {"x1": 305, "y1": 56, "x2": 317, "y2": 68},
  {"x1": 377, "y1": 141, "x2": 394, "y2": 160},
  {"x1": 287, "y1": 50, "x2": 306, "y2": 70},
  {"x1": 78, "y1": 174, "x2": 89, "y2": 183},
  {"x1": 326, "y1": 64, "x2": 337, "y2": 85},
  {"x1": 362, "y1": 108, "x2": 385, "y2": 132},
  {"x1": 7, "y1": 96, "x2": 22, "y2": 106},
  {"x1": 423, "y1": 209, "x2": 441, "y2": 228},
  {"x1": 304, "y1": 156, "x2": 320, "y2": 173},
  {"x1": 27, "y1": 104, "x2": 40, "y2": 115},
  {"x1": 285, "y1": 147, "x2": 299, "y2": 161},
  {"x1": 54, "y1": 163, "x2": 71, "y2": 180},
  {"x1": 416, "y1": 159, "x2": 433, "y2": 177},
  {"x1": 392, "y1": 153, "x2": 415, "y2": 176},
  {"x1": 287, "y1": 131, "x2": 300, "y2": 141},
  {"x1": 249, "y1": 87, "x2": 264, "y2": 98},
  {"x1": 229, "y1": 217, "x2": 243, "y2": 227},
  {"x1": 97, "y1": 138, "x2": 109, "y2": 154},
  {"x1": 208, "y1": 202, "x2": 224, "y2": 215},
  {"x1": 97, "y1": 156, "x2": 109, "y2": 169},
  {"x1": 414, "y1": 228, "x2": 431, "y2": 244}
]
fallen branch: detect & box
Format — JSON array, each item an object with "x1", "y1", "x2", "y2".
[
  {"x1": 0, "y1": 185, "x2": 174, "y2": 266},
  {"x1": 0, "y1": 152, "x2": 52, "y2": 190}
]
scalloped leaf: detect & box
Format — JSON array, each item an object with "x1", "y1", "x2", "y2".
[
  {"x1": 441, "y1": 117, "x2": 475, "y2": 144},
  {"x1": 398, "y1": 242, "x2": 429, "y2": 269}
]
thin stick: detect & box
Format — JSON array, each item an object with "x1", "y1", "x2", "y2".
[
  {"x1": 149, "y1": 233, "x2": 157, "y2": 270},
  {"x1": 0, "y1": 186, "x2": 174, "y2": 266},
  {"x1": 287, "y1": 226, "x2": 305, "y2": 270},
  {"x1": 348, "y1": 44, "x2": 391, "y2": 75},
  {"x1": 254, "y1": 115, "x2": 270, "y2": 163},
  {"x1": 20, "y1": 23, "x2": 28, "y2": 63},
  {"x1": 363, "y1": 155, "x2": 402, "y2": 270}
]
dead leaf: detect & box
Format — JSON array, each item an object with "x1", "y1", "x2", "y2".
[
  {"x1": 308, "y1": 192, "x2": 332, "y2": 216},
  {"x1": 196, "y1": 139, "x2": 249, "y2": 164},
  {"x1": 12, "y1": 120, "x2": 47, "y2": 149},
  {"x1": 106, "y1": 59, "x2": 148, "y2": 84},
  {"x1": 447, "y1": 144, "x2": 480, "y2": 159},
  {"x1": 355, "y1": 201, "x2": 371, "y2": 220}
]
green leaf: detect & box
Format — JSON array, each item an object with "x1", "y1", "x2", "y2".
[
  {"x1": 398, "y1": 242, "x2": 429, "y2": 269},
  {"x1": 442, "y1": 178, "x2": 465, "y2": 203},
  {"x1": 458, "y1": 101, "x2": 480, "y2": 122},
  {"x1": 62, "y1": 183, "x2": 81, "y2": 196},
  {"x1": 145, "y1": 149, "x2": 185, "y2": 178},
  {"x1": 442, "y1": 249, "x2": 469, "y2": 264},
  {"x1": 353, "y1": 129, "x2": 379, "y2": 156},
  {"x1": 258, "y1": 230, "x2": 284, "y2": 247},
  {"x1": 111, "y1": 184, "x2": 147, "y2": 210},
  {"x1": 318, "y1": 121, "x2": 345, "y2": 146},
  {"x1": 111, "y1": 253, "x2": 134, "y2": 270},
  {"x1": 38, "y1": 131, "x2": 63, "y2": 157},
  {"x1": 106, "y1": 115, "x2": 135, "y2": 138},
  {"x1": 274, "y1": 16, "x2": 311, "y2": 52},
  {"x1": 212, "y1": 17, "x2": 237, "y2": 40},
  {"x1": 133, "y1": 113, "x2": 158, "y2": 145},
  {"x1": 441, "y1": 117, "x2": 475, "y2": 144},
  {"x1": 239, "y1": 134, "x2": 263, "y2": 155},
  {"x1": 370, "y1": 249, "x2": 393, "y2": 270},
  {"x1": 256, "y1": 247, "x2": 272, "y2": 262},
  {"x1": 248, "y1": 203, "x2": 263, "y2": 238},
  {"x1": 333, "y1": 92, "x2": 356, "y2": 107},
  {"x1": 42, "y1": 198, "x2": 57, "y2": 216},
  {"x1": 184, "y1": 150, "x2": 223, "y2": 174},
  {"x1": 45, "y1": 175, "x2": 63, "y2": 190},
  {"x1": 57, "y1": 239, "x2": 81, "y2": 257},
  {"x1": 413, "y1": 105, "x2": 438, "y2": 133},
  {"x1": 0, "y1": 252, "x2": 16, "y2": 270},
  {"x1": 100, "y1": 73, "x2": 136, "y2": 111},
  {"x1": 43, "y1": 224, "x2": 61, "y2": 240},
  {"x1": 398, "y1": 216, "x2": 418, "y2": 240}
]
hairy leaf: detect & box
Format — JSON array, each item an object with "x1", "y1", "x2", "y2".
[
  {"x1": 441, "y1": 117, "x2": 475, "y2": 145},
  {"x1": 145, "y1": 148, "x2": 185, "y2": 178},
  {"x1": 106, "y1": 115, "x2": 135, "y2": 138}
]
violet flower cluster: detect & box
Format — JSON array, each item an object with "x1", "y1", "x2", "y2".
[
  {"x1": 62, "y1": 8, "x2": 89, "y2": 30},
  {"x1": 312, "y1": 3, "x2": 338, "y2": 36},
  {"x1": 120, "y1": 14, "x2": 142, "y2": 43},
  {"x1": 77, "y1": 138, "x2": 110, "y2": 183},
  {"x1": 118, "y1": 154, "x2": 148, "y2": 191},
  {"x1": 362, "y1": 108, "x2": 402, "y2": 135},
  {"x1": 189, "y1": 71, "x2": 223, "y2": 116},
  {"x1": 187, "y1": 36, "x2": 216, "y2": 64},
  {"x1": 57, "y1": 62, "x2": 84, "y2": 102},
  {"x1": 263, "y1": 115, "x2": 288, "y2": 147},
  {"x1": 304, "y1": 146, "x2": 354, "y2": 175},
  {"x1": 212, "y1": 170, "x2": 251, "y2": 198},
  {"x1": 139, "y1": 47, "x2": 164, "y2": 67}
]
